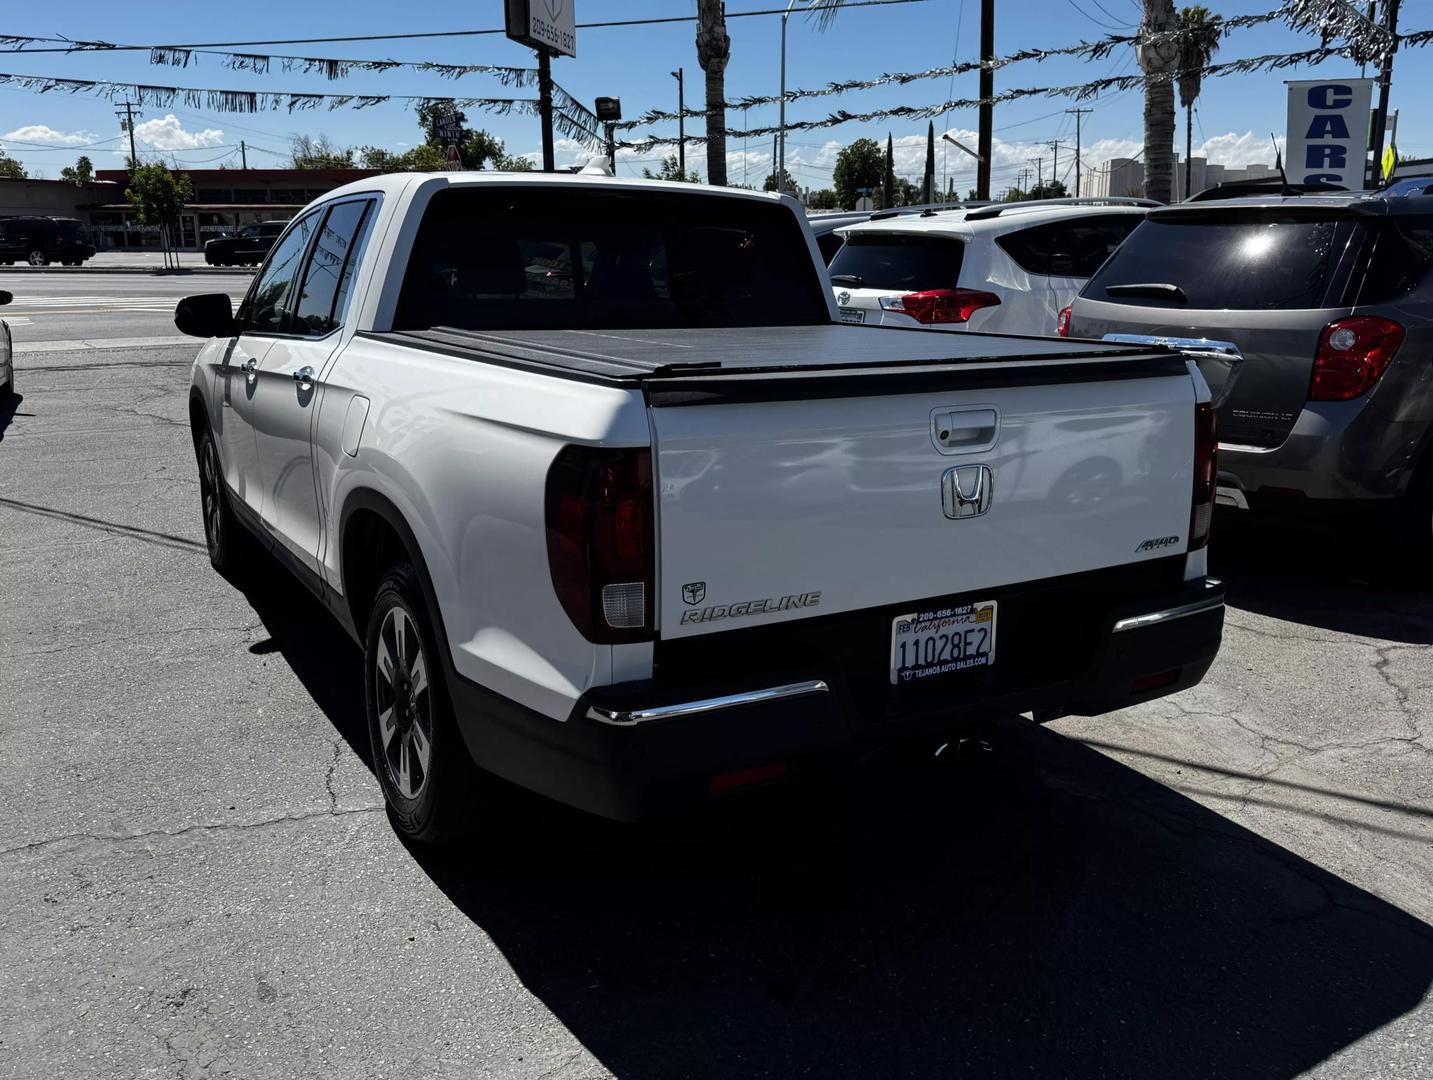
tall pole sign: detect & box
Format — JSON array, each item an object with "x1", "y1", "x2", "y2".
[
  {"x1": 506, "y1": 0, "x2": 576, "y2": 172},
  {"x1": 1285, "y1": 78, "x2": 1374, "y2": 189}
]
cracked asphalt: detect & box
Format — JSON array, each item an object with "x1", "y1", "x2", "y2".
[{"x1": 1, "y1": 324, "x2": 1430, "y2": 1078}]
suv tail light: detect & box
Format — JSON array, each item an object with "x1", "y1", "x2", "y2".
[
  {"x1": 1310, "y1": 316, "x2": 1405, "y2": 401},
  {"x1": 1056, "y1": 306, "x2": 1072, "y2": 337},
  {"x1": 545, "y1": 445, "x2": 654, "y2": 643},
  {"x1": 880, "y1": 288, "x2": 1001, "y2": 325},
  {"x1": 1189, "y1": 401, "x2": 1217, "y2": 551}
]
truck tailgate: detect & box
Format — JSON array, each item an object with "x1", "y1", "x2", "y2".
[{"x1": 651, "y1": 359, "x2": 1196, "y2": 641}]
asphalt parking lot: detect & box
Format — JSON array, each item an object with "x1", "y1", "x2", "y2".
[{"x1": 1, "y1": 276, "x2": 1430, "y2": 1079}]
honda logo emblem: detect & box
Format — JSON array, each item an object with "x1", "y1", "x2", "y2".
[{"x1": 941, "y1": 465, "x2": 993, "y2": 519}]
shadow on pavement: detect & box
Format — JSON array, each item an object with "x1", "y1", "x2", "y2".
[
  {"x1": 231, "y1": 530, "x2": 1433, "y2": 1079},
  {"x1": 0, "y1": 391, "x2": 24, "y2": 440},
  {"x1": 1213, "y1": 513, "x2": 1433, "y2": 644}
]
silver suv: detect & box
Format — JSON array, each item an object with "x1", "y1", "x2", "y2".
[{"x1": 1065, "y1": 192, "x2": 1433, "y2": 549}]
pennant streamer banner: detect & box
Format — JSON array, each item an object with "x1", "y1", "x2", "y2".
[
  {"x1": 0, "y1": 70, "x2": 600, "y2": 143},
  {"x1": 616, "y1": 35, "x2": 1433, "y2": 151}
]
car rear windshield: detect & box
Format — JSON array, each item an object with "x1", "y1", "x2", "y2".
[
  {"x1": 827, "y1": 233, "x2": 964, "y2": 292},
  {"x1": 1084, "y1": 212, "x2": 1360, "y2": 309},
  {"x1": 55, "y1": 219, "x2": 88, "y2": 240},
  {"x1": 394, "y1": 186, "x2": 830, "y2": 331}
]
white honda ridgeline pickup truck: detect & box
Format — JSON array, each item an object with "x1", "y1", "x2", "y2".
[{"x1": 177, "y1": 173, "x2": 1224, "y2": 836}]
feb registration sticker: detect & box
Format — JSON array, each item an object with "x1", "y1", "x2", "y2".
[{"x1": 889, "y1": 601, "x2": 997, "y2": 685}]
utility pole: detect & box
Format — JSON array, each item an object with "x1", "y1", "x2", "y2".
[
  {"x1": 115, "y1": 101, "x2": 140, "y2": 168},
  {"x1": 1370, "y1": 0, "x2": 1401, "y2": 186},
  {"x1": 1066, "y1": 107, "x2": 1091, "y2": 196},
  {"x1": 239, "y1": 140, "x2": 248, "y2": 169},
  {"x1": 976, "y1": 0, "x2": 994, "y2": 200},
  {"x1": 672, "y1": 68, "x2": 686, "y2": 179},
  {"x1": 1047, "y1": 140, "x2": 1068, "y2": 193},
  {"x1": 538, "y1": 49, "x2": 556, "y2": 172},
  {"x1": 1029, "y1": 157, "x2": 1043, "y2": 193}
]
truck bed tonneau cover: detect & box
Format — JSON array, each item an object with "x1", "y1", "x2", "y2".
[{"x1": 366, "y1": 323, "x2": 1179, "y2": 388}]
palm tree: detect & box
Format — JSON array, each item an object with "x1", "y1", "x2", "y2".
[
  {"x1": 1177, "y1": 6, "x2": 1222, "y2": 199},
  {"x1": 696, "y1": 0, "x2": 732, "y2": 186},
  {"x1": 1137, "y1": 0, "x2": 1180, "y2": 203}
]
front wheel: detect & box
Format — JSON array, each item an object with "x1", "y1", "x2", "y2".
[
  {"x1": 196, "y1": 429, "x2": 251, "y2": 576},
  {"x1": 27, "y1": 251, "x2": 47, "y2": 267},
  {"x1": 364, "y1": 563, "x2": 476, "y2": 844}
]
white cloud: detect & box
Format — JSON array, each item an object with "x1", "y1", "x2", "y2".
[
  {"x1": 1195, "y1": 131, "x2": 1284, "y2": 167},
  {"x1": 1, "y1": 124, "x2": 98, "y2": 146},
  {"x1": 130, "y1": 114, "x2": 224, "y2": 151}
]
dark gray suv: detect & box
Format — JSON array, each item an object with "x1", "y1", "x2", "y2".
[{"x1": 1065, "y1": 193, "x2": 1433, "y2": 548}]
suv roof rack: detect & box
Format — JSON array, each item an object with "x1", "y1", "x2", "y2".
[{"x1": 962, "y1": 196, "x2": 1159, "y2": 221}]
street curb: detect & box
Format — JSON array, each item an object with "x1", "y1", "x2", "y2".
[{"x1": 11, "y1": 267, "x2": 255, "y2": 275}]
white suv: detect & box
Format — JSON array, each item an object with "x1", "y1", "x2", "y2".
[{"x1": 828, "y1": 198, "x2": 1153, "y2": 336}]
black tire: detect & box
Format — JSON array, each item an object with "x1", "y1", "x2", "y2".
[
  {"x1": 1401, "y1": 458, "x2": 1433, "y2": 558},
  {"x1": 196, "y1": 428, "x2": 251, "y2": 576},
  {"x1": 364, "y1": 562, "x2": 476, "y2": 844}
]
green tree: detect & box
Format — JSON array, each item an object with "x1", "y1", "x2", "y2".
[
  {"x1": 1177, "y1": 5, "x2": 1221, "y2": 198},
  {"x1": 0, "y1": 154, "x2": 25, "y2": 179},
  {"x1": 1028, "y1": 179, "x2": 1069, "y2": 200},
  {"x1": 833, "y1": 137, "x2": 883, "y2": 209},
  {"x1": 882, "y1": 134, "x2": 895, "y2": 209},
  {"x1": 923, "y1": 122, "x2": 936, "y2": 204},
  {"x1": 807, "y1": 188, "x2": 839, "y2": 210},
  {"x1": 643, "y1": 154, "x2": 700, "y2": 183},
  {"x1": 762, "y1": 166, "x2": 796, "y2": 194},
  {"x1": 414, "y1": 103, "x2": 525, "y2": 170},
  {"x1": 289, "y1": 134, "x2": 355, "y2": 169},
  {"x1": 1137, "y1": 0, "x2": 1180, "y2": 202},
  {"x1": 696, "y1": 0, "x2": 731, "y2": 186},
  {"x1": 125, "y1": 163, "x2": 194, "y2": 268},
  {"x1": 60, "y1": 155, "x2": 93, "y2": 184},
  {"x1": 892, "y1": 177, "x2": 921, "y2": 206}
]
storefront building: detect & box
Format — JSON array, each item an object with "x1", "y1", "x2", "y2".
[{"x1": 84, "y1": 168, "x2": 380, "y2": 251}]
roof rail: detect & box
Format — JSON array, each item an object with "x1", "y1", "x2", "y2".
[{"x1": 962, "y1": 196, "x2": 1160, "y2": 221}]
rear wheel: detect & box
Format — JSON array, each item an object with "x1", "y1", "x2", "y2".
[
  {"x1": 196, "y1": 429, "x2": 251, "y2": 576},
  {"x1": 1403, "y1": 461, "x2": 1433, "y2": 558},
  {"x1": 364, "y1": 563, "x2": 476, "y2": 844},
  {"x1": 27, "y1": 250, "x2": 47, "y2": 267}
]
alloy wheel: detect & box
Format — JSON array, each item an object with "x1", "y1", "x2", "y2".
[
  {"x1": 199, "y1": 438, "x2": 223, "y2": 555},
  {"x1": 27, "y1": 251, "x2": 46, "y2": 267},
  {"x1": 373, "y1": 607, "x2": 433, "y2": 801}
]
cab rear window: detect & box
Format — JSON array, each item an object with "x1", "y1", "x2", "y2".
[
  {"x1": 395, "y1": 187, "x2": 829, "y2": 331},
  {"x1": 1084, "y1": 213, "x2": 1360, "y2": 309},
  {"x1": 828, "y1": 233, "x2": 964, "y2": 292}
]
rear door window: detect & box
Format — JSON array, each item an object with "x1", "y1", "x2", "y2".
[
  {"x1": 1355, "y1": 216, "x2": 1433, "y2": 304},
  {"x1": 395, "y1": 187, "x2": 828, "y2": 331},
  {"x1": 827, "y1": 233, "x2": 964, "y2": 291},
  {"x1": 1084, "y1": 213, "x2": 1360, "y2": 309},
  {"x1": 997, "y1": 215, "x2": 1143, "y2": 277},
  {"x1": 292, "y1": 198, "x2": 377, "y2": 336}
]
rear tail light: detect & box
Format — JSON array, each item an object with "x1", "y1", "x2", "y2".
[
  {"x1": 1189, "y1": 400, "x2": 1217, "y2": 551},
  {"x1": 1310, "y1": 316, "x2": 1405, "y2": 401},
  {"x1": 879, "y1": 288, "x2": 1001, "y2": 325},
  {"x1": 545, "y1": 445, "x2": 654, "y2": 643},
  {"x1": 1056, "y1": 306, "x2": 1072, "y2": 337}
]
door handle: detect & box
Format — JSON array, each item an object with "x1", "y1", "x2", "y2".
[
  {"x1": 239, "y1": 357, "x2": 258, "y2": 381},
  {"x1": 292, "y1": 365, "x2": 316, "y2": 388}
]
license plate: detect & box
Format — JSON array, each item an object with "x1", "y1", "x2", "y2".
[
  {"x1": 889, "y1": 601, "x2": 997, "y2": 685},
  {"x1": 839, "y1": 307, "x2": 865, "y2": 324}
]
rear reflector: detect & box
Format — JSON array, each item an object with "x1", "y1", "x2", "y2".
[
  {"x1": 1132, "y1": 669, "x2": 1181, "y2": 693},
  {"x1": 880, "y1": 288, "x2": 1001, "y2": 325},
  {"x1": 1310, "y1": 316, "x2": 1405, "y2": 401},
  {"x1": 709, "y1": 762, "x2": 789, "y2": 793},
  {"x1": 1056, "y1": 306, "x2": 1072, "y2": 337}
]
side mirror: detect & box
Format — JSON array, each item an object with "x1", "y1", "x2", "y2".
[
  {"x1": 175, "y1": 293, "x2": 236, "y2": 339},
  {"x1": 0, "y1": 291, "x2": 11, "y2": 306}
]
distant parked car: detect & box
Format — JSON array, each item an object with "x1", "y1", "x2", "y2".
[
  {"x1": 808, "y1": 202, "x2": 989, "y2": 264},
  {"x1": 204, "y1": 221, "x2": 289, "y2": 266},
  {"x1": 828, "y1": 198, "x2": 1153, "y2": 334},
  {"x1": 0, "y1": 216, "x2": 96, "y2": 266},
  {"x1": 0, "y1": 290, "x2": 13, "y2": 398},
  {"x1": 1064, "y1": 189, "x2": 1433, "y2": 550}
]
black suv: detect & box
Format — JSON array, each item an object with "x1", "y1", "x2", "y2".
[
  {"x1": 1066, "y1": 191, "x2": 1433, "y2": 549},
  {"x1": 0, "y1": 216, "x2": 96, "y2": 266},
  {"x1": 203, "y1": 220, "x2": 289, "y2": 267}
]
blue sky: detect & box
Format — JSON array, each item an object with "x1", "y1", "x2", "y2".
[{"x1": 0, "y1": 0, "x2": 1426, "y2": 193}]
